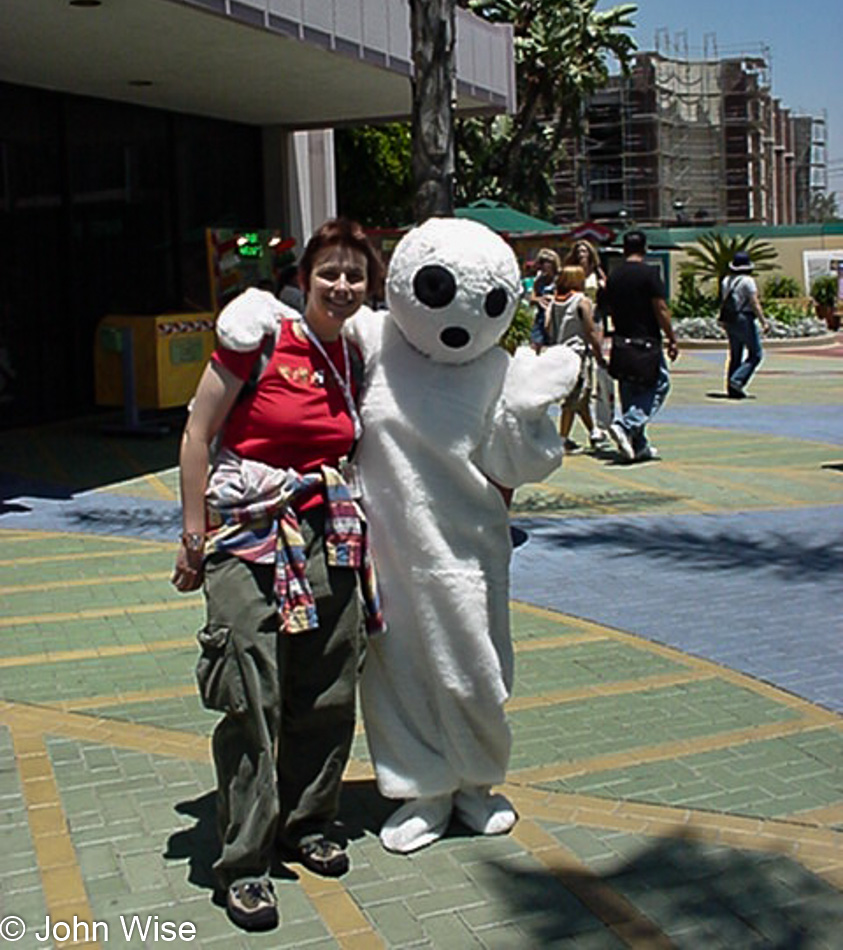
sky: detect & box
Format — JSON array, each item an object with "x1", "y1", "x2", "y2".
[{"x1": 597, "y1": 0, "x2": 842, "y2": 194}]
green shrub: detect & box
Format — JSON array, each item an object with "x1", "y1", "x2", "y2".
[
  {"x1": 763, "y1": 298, "x2": 813, "y2": 325},
  {"x1": 762, "y1": 274, "x2": 801, "y2": 300},
  {"x1": 810, "y1": 274, "x2": 838, "y2": 308},
  {"x1": 671, "y1": 268, "x2": 718, "y2": 320},
  {"x1": 501, "y1": 300, "x2": 534, "y2": 353}
]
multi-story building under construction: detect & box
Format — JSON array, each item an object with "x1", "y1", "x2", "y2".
[{"x1": 555, "y1": 47, "x2": 827, "y2": 227}]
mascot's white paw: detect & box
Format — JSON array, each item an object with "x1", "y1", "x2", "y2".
[
  {"x1": 380, "y1": 795, "x2": 453, "y2": 854},
  {"x1": 216, "y1": 287, "x2": 291, "y2": 352},
  {"x1": 502, "y1": 346, "x2": 582, "y2": 418},
  {"x1": 454, "y1": 787, "x2": 517, "y2": 836}
]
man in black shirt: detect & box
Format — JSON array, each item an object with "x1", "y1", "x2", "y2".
[{"x1": 604, "y1": 230, "x2": 679, "y2": 462}]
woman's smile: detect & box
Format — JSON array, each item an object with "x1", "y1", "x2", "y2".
[{"x1": 306, "y1": 246, "x2": 369, "y2": 338}]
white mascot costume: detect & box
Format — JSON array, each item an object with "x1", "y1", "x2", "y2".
[{"x1": 344, "y1": 218, "x2": 581, "y2": 853}]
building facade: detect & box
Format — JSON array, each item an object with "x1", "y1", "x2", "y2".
[
  {"x1": 0, "y1": 0, "x2": 515, "y2": 424},
  {"x1": 554, "y1": 51, "x2": 827, "y2": 230}
]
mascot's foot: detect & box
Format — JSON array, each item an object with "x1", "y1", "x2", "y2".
[
  {"x1": 454, "y1": 787, "x2": 518, "y2": 836},
  {"x1": 380, "y1": 796, "x2": 453, "y2": 854}
]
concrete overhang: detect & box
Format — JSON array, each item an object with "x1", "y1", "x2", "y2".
[{"x1": 0, "y1": 0, "x2": 516, "y2": 128}]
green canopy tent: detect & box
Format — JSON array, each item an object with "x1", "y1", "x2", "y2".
[
  {"x1": 367, "y1": 201, "x2": 562, "y2": 273},
  {"x1": 454, "y1": 199, "x2": 565, "y2": 275},
  {"x1": 454, "y1": 199, "x2": 561, "y2": 235}
]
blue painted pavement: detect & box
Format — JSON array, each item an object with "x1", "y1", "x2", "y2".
[{"x1": 512, "y1": 507, "x2": 843, "y2": 713}]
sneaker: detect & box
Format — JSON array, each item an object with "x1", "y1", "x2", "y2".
[
  {"x1": 589, "y1": 429, "x2": 608, "y2": 447},
  {"x1": 635, "y1": 445, "x2": 660, "y2": 462},
  {"x1": 563, "y1": 438, "x2": 582, "y2": 454},
  {"x1": 609, "y1": 422, "x2": 635, "y2": 461},
  {"x1": 727, "y1": 385, "x2": 747, "y2": 399},
  {"x1": 226, "y1": 877, "x2": 278, "y2": 931},
  {"x1": 298, "y1": 837, "x2": 349, "y2": 877}
]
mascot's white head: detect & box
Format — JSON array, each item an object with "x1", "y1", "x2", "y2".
[{"x1": 385, "y1": 217, "x2": 522, "y2": 364}]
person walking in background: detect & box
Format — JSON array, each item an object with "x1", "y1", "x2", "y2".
[
  {"x1": 565, "y1": 240, "x2": 611, "y2": 441},
  {"x1": 528, "y1": 248, "x2": 560, "y2": 352},
  {"x1": 546, "y1": 265, "x2": 607, "y2": 453},
  {"x1": 604, "y1": 229, "x2": 679, "y2": 463},
  {"x1": 720, "y1": 251, "x2": 770, "y2": 399},
  {"x1": 171, "y1": 218, "x2": 384, "y2": 931},
  {"x1": 521, "y1": 258, "x2": 536, "y2": 298},
  {"x1": 275, "y1": 262, "x2": 306, "y2": 313},
  {"x1": 566, "y1": 240, "x2": 607, "y2": 302}
]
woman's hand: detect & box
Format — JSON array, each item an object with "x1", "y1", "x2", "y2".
[
  {"x1": 172, "y1": 361, "x2": 243, "y2": 594},
  {"x1": 171, "y1": 535, "x2": 205, "y2": 592}
]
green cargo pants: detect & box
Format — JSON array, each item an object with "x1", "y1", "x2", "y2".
[{"x1": 196, "y1": 506, "x2": 364, "y2": 888}]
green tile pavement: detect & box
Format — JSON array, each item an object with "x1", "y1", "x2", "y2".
[
  {"x1": 80, "y1": 697, "x2": 213, "y2": 736},
  {"x1": 511, "y1": 640, "x2": 691, "y2": 697},
  {"x1": 538, "y1": 726, "x2": 843, "y2": 817},
  {"x1": 509, "y1": 605, "x2": 604, "y2": 642},
  {"x1": 1, "y1": 340, "x2": 842, "y2": 947},
  {"x1": 0, "y1": 726, "x2": 49, "y2": 928},
  {"x1": 515, "y1": 427, "x2": 841, "y2": 518},
  {"x1": 0, "y1": 647, "x2": 197, "y2": 705},
  {"x1": 508, "y1": 679, "x2": 801, "y2": 771}
]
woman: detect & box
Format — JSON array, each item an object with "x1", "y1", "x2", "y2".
[
  {"x1": 528, "y1": 248, "x2": 560, "y2": 351},
  {"x1": 720, "y1": 251, "x2": 770, "y2": 398},
  {"x1": 566, "y1": 239, "x2": 607, "y2": 302},
  {"x1": 172, "y1": 218, "x2": 383, "y2": 931},
  {"x1": 565, "y1": 239, "x2": 611, "y2": 443},
  {"x1": 546, "y1": 265, "x2": 607, "y2": 452}
]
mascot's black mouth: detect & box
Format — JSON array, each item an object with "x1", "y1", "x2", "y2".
[{"x1": 440, "y1": 326, "x2": 470, "y2": 349}]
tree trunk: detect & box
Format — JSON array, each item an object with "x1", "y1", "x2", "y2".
[{"x1": 410, "y1": 0, "x2": 456, "y2": 222}]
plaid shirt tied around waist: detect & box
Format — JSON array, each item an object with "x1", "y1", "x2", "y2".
[{"x1": 205, "y1": 449, "x2": 384, "y2": 637}]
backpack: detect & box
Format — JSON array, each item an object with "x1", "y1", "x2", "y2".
[{"x1": 718, "y1": 279, "x2": 740, "y2": 324}]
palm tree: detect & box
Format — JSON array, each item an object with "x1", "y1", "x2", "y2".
[
  {"x1": 455, "y1": 0, "x2": 636, "y2": 215},
  {"x1": 682, "y1": 233, "x2": 778, "y2": 296},
  {"x1": 410, "y1": 0, "x2": 456, "y2": 221}
]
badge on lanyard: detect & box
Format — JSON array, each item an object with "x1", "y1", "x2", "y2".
[
  {"x1": 300, "y1": 319, "x2": 363, "y2": 442},
  {"x1": 339, "y1": 456, "x2": 362, "y2": 499}
]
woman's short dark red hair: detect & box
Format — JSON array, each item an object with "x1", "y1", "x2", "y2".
[{"x1": 298, "y1": 217, "x2": 385, "y2": 297}]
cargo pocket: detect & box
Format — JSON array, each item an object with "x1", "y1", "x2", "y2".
[{"x1": 195, "y1": 624, "x2": 246, "y2": 714}]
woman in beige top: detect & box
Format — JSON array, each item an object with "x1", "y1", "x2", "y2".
[{"x1": 545, "y1": 265, "x2": 607, "y2": 453}]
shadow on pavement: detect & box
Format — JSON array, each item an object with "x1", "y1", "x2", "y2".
[
  {"x1": 520, "y1": 520, "x2": 843, "y2": 579},
  {"x1": 166, "y1": 780, "x2": 391, "y2": 895},
  {"x1": 0, "y1": 411, "x2": 184, "y2": 503},
  {"x1": 336, "y1": 778, "x2": 400, "y2": 843},
  {"x1": 67, "y1": 504, "x2": 182, "y2": 536},
  {"x1": 482, "y1": 830, "x2": 842, "y2": 946},
  {"x1": 164, "y1": 785, "x2": 843, "y2": 945},
  {"x1": 165, "y1": 792, "x2": 220, "y2": 892}
]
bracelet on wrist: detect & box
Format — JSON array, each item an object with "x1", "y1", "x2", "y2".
[{"x1": 181, "y1": 531, "x2": 205, "y2": 553}]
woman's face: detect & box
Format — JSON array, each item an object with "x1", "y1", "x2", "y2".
[
  {"x1": 575, "y1": 245, "x2": 590, "y2": 268},
  {"x1": 305, "y1": 244, "x2": 368, "y2": 339}
]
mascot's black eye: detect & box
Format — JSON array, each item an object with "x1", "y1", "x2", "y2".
[
  {"x1": 485, "y1": 287, "x2": 508, "y2": 317},
  {"x1": 413, "y1": 265, "x2": 457, "y2": 309}
]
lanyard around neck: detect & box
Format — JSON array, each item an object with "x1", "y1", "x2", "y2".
[{"x1": 299, "y1": 318, "x2": 362, "y2": 442}]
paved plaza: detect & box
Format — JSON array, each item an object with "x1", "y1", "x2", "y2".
[{"x1": 0, "y1": 336, "x2": 841, "y2": 948}]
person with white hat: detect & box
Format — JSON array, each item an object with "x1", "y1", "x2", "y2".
[{"x1": 720, "y1": 251, "x2": 770, "y2": 398}]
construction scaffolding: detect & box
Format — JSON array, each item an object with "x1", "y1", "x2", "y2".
[
  {"x1": 791, "y1": 113, "x2": 828, "y2": 221},
  {"x1": 553, "y1": 37, "x2": 819, "y2": 227}
]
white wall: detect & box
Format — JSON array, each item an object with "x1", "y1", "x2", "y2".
[{"x1": 263, "y1": 127, "x2": 336, "y2": 250}]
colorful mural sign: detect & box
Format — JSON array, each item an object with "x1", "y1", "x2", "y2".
[{"x1": 207, "y1": 228, "x2": 297, "y2": 312}]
